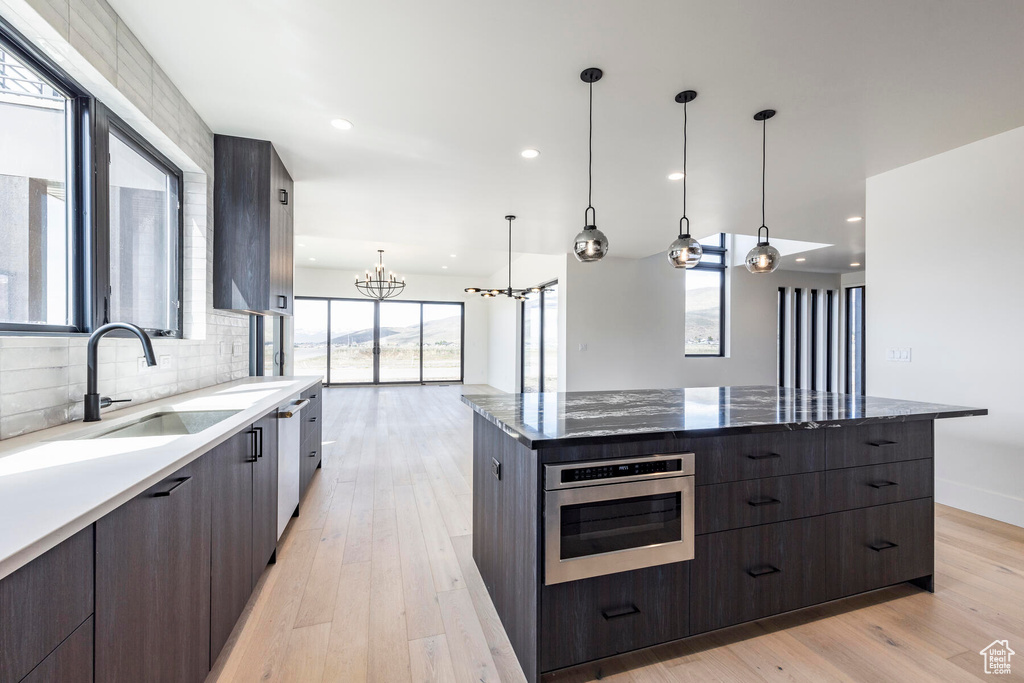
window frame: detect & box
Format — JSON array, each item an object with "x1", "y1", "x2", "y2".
[
  {"x1": 0, "y1": 18, "x2": 91, "y2": 334},
  {"x1": 684, "y1": 233, "x2": 727, "y2": 358},
  {"x1": 93, "y1": 103, "x2": 184, "y2": 338},
  {"x1": 520, "y1": 280, "x2": 558, "y2": 393}
]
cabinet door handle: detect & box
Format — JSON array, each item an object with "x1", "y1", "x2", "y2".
[
  {"x1": 868, "y1": 480, "x2": 898, "y2": 489},
  {"x1": 747, "y1": 565, "x2": 781, "y2": 578},
  {"x1": 867, "y1": 440, "x2": 898, "y2": 447},
  {"x1": 309, "y1": 416, "x2": 317, "y2": 423},
  {"x1": 278, "y1": 295, "x2": 288, "y2": 309},
  {"x1": 247, "y1": 430, "x2": 259, "y2": 462},
  {"x1": 748, "y1": 497, "x2": 782, "y2": 507},
  {"x1": 154, "y1": 476, "x2": 191, "y2": 497},
  {"x1": 601, "y1": 604, "x2": 640, "y2": 620},
  {"x1": 280, "y1": 188, "x2": 289, "y2": 205},
  {"x1": 868, "y1": 541, "x2": 899, "y2": 552},
  {"x1": 309, "y1": 450, "x2": 318, "y2": 458},
  {"x1": 747, "y1": 452, "x2": 781, "y2": 461},
  {"x1": 254, "y1": 426, "x2": 263, "y2": 458}
]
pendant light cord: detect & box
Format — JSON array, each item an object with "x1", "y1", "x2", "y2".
[
  {"x1": 761, "y1": 117, "x2": 767, "y2": 229},
  {"x1": 507, "y1": 218, "x2": 512, "y2": 293},
  {"x1": 585, "y1": 80, "x2": 594, "y2": 224}
]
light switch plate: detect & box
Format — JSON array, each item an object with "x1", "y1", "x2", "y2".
[{"x1": 886, "y1": 347, "x2": 912, "y2": 362}]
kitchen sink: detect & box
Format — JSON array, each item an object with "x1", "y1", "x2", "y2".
[{"x1": 83, "y1": 410, "x2": 241, "y2": 439}]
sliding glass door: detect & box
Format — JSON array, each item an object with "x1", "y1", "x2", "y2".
[{"x1": 295, "y1": 296, "x2": 463, "y2": 385}]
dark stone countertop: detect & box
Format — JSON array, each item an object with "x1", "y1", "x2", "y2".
[{"x1": 461, "y1": 385, "x2": 987, "y2": 449}]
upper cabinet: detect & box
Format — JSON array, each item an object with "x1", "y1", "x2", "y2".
[{"x1": 214, "y1": 135, "x2": 294, "y2": 315}]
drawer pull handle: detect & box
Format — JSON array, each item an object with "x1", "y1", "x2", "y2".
[
  {"x1": 601, "y1": 604, "x2": 640, "y2": 620},
  {"x1": 868, "y1": 480, "x2": 898, "y2": 489},
  {"x1": 309, "y1": 450, "x2": 318, "y2": 458},
  {"x1": 747, "y1": 452, "x2": 782, "y2": 461},
  {"x1": 867, "y1": 440, "x2": 898, "y2": 447},
  {"x1": 310, "y1": 416, "x2": 318, "y2": 423},
  {"x1": 154, "y1": 476, "x2": 191, "y2": 497},
  {"x1": 748, "y1": 497, "x2": 782, "y2": 507},
  {"x1": 747, "y1": 565, "x2": 781, "y2": 578},
  {"x1": 868, "y1": 541, "x2": 899, "y2": 552}
]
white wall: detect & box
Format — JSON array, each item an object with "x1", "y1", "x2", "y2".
[
  {"x1": 564, "y1": 251, "x2": 840, "y2": 392},
  {"x1": 294, "y1": 267, "x2": 489, "y2": 384},
  {"x1": 866, "y1": 125, "x2": 1024, "y2": 527}
]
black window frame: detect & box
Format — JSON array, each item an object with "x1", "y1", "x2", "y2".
[
  {"x1": 845, "y1": 285, "x2": 866, "y2": 396},
  {"x1": 684, "y1": 233, "x2": 727, "y2": 358},
  {"x1": 93, "y1": 103, "x2": 184, "y2": 338},
  {"x1": 0, "y1": 18, "x2": 91, "y2": 335},
  {"x1": 520, "y1": 280, "x2": 558, "y2": 393}
]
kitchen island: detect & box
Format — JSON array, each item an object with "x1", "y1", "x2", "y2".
[{"x1": 461, "y1": 385, "x2": 986, "y2": 681}]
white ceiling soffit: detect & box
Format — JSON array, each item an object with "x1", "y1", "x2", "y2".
[{"x1": 107, "y1": 0, "x2": 1024, "y2": 276}]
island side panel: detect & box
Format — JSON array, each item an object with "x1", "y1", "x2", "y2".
[{"x1": 472, "y1": 413, "x2": 541, "y2": 682}]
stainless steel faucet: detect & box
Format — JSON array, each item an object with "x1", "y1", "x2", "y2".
[{"x1": 84, "y1": 323, "x2": 157, "y2": 422}]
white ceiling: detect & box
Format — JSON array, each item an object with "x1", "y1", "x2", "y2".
[{"x1": 109, "y1": 0, "x2": 1024, "y2": 277}]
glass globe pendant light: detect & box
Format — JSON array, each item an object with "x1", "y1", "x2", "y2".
[
  {"x1": 572, "y1": 67, "x2": 609, "y2": 262},
  {"x1": 745, "y1": 109, "x2": 782, "y2": 274},
  {"x1": 667, "y1": 90, "x2": 702, "y2": 268}
]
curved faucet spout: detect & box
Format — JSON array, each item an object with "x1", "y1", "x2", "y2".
[{"x1": 85, "y1": 322, "x2": 157, "y2": 421}]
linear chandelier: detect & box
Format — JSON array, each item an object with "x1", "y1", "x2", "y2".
[
  {"x1": 465, "y1": 215, "x2": 541, "y2": 300},
  {"x1": 354, "y1": 249, "x2": 406, "y2": 300}
]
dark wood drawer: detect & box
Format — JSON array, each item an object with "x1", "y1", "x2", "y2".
[
  {"x1": 301, "y1": 382, "x2": 322, "y2": 404},
  {"x1": 825, "y1": 498, "x2": 934, "y2": 600},
  {"x1": 696, "y1": 472, "x2": 824, "y2": 534},
  {"x1": 825, "y1": 421, "x2": 933, "y2": 469},
  {"x1": 693, "y1": 430, "x2": 825, "y2": 485},
  {"x1": 825, "y1": 459, "x2": 933, "y2": 513},
  {"x1": 0, "y1": 527, "x2": 93, "y2": 683},
  {"x1": 300, "y1": 407, "x2": 321, "y2": 445},
  {"x1": 540, "y1": 562, "x2": 689, "y2": 672},
  {"x1": 691, "y1": 517, "x2": 826, "y2": 634},
  {"x1": 22, "y1": 615, "x2": 93, "y2": 683}
]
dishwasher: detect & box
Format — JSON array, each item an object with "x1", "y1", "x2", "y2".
[{"x1": 276, "y1": 393, "x2": 309, "y2": 539}]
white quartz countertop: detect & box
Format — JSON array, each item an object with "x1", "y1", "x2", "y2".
[{"x1": 0, "y1": 376, "x2": 321, "y2": 581}]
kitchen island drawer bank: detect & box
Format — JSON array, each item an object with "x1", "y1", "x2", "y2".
[
  {"x1": 462, "y1": 385, "x2": 986, "y2": 681},
  {"x1": 0, "y1": 377, "x2": 323, "y2": 683}
]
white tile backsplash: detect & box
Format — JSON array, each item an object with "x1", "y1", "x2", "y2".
[{"x1": 0, "y1": 0, "x2": 250, "y2": 440}]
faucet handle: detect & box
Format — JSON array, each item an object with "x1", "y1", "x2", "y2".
[{"x1": 99, "y1": 397, "x2": 133, "y2": 409}]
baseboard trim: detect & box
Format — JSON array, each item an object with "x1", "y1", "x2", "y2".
[{"x1": 936, "y1": 477, "x2": 1024, "y2": 528}]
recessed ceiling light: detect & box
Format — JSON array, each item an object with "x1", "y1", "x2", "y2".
[
  {"x1": 850, "y1": 262, "x2": 861, "y2": 267},
  {"x1": 330, "y1": 118, "x2": 353, "y2": 130},
  {"x1": 667, "y1": 172, "x2": 685, "y2": 181},
  {"x1": 847, "y1": 216, "x2": 863, "y2": 222},
  {"x1": 450, "y1": 254, "x2": 457, "y2": 258},
  {"x1": 309, "y1": 257, "x2": 316, "y2": 261},
  {"x1": 442, "y1": 265, "x2": 448, "y2": 269},
  {"x1": 521, "y1": 149, "x2": 540, "y2": 159},
  {"x1": 298, "y1": 242, "x2": 306, "y2": 247},
  {"x1": 795, "y1": 257, "x2": 806, "y2": 262}
]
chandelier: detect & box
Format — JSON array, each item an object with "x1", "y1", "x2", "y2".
[
  {"x1": 354, "y1": 249, "x2": 406, "y2": 300},
  {"x1": 465, "y1": 215, "x2": 540, "y2": 301}
]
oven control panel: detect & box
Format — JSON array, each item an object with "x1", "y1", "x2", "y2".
[{"x1": 560, "y1": 458, "x2": 682, "y2": 484}]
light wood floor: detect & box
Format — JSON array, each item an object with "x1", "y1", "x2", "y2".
[{"x1": 208, "y1": 385, "x2": 1024, "y2": 683}]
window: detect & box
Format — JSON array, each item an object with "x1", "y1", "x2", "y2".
[
  {"x1": 521, "y1": 281, "x2": 558, "y2": 392},
  {"x1": 685, "y1": 234, "x2": 726, "y2": 357},
  {"x1": 96, "y1": 106, "x2": 183, "y2": 336},
  {"x1": 778, "y1": 286, "x2": 840, "y2": 391},
  {"x1": 0, "y1": 35, "x2": 79, "y2": 331},
  {"x1": 249, "y1": 315, "x2": 284, "y2": 376},
  {"x1": 294, "y1": 296, "x2": 464, "y2": 385},
  {"x1": 846, "y1": 286, "x2": 865, "y2": 395}
]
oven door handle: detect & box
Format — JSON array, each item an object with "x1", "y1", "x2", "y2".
[{"x1": 601, "y1": 603, "x2": 640, "y2": 620}]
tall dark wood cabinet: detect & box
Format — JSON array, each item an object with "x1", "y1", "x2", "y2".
[
  {"x1": 213, "y1": 135, "x2": 294, "y2": 315},
  {"x1": 95, "y1": 456, "x2": 212, "y2": 683},
  {"x1": 210, "y1": 430, "x2": 255, "y2": 662},
  {"x1": 252, "y1": 410, "x2": 280, "y2": 579}
]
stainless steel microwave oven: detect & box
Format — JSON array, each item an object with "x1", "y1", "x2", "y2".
[{"x1": 543, "y1": 452, "x2": 695, "y2": 585}]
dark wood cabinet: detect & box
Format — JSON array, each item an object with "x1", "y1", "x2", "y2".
[
  {"x1": 825, "y1": 498, "x2": 934, "y2": 600},
  {"x1": 824, "y1": 420, "x2": 933, "y2": 469},
  {"x1": 22, "y1": 615, "x2": 93, "y2": 683},
  {"x1": 824, "y1": 458, "x2": 933, "y2": 513},
  {"x1": 540, "y1": 562, "x2": 689, "y2": 672},
  {"x1": 693, "y1": 430, "x2": 825, "y2": 485},
  {"x1": 690, "y1": 517, "x2": 827, "y2": 634},
  {"x1": 213, "y1": 135, "x2": 294, "y2": 315},
  {"x1": 695, "y1": 472, "x2": 824, "y2": 534},
  {"x1": 253, "y1": 410, "x2": 279, "y2": 578},
  {"x1": 96, "y1": 456, "x2": 212, "y2": 683},
  {"x1": 300, "y1": 394, "x2": 323, "y2": 499},
  {"x1": 0, "y1": 527, "x2": 93, "y2": 683},
  {"x1": 210, "y1": 429, "x2": 255, "y2": 662}
]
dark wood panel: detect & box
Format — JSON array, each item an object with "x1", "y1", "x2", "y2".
[
  {"x1": 540, "y1": 562, "x2": 689, "y2": 673},
  {"x1": 210, "y1": 430, "x2": 254, "y2": 662},
  {"x1": 21, "y1": 615, "x2": 93, "y2": 683},
  {"x1": 269, "y1": 145, "x2": 293, "y2": 315},
  {"x1": 824, "y1": 459, "x2": 933, "y2": 513},
  {"x1": 0, "y1": 527, "x2": 93, "y2": 683},
  {"x1": 472, "y1": 414, "x2": 540, "y2": 682},
  {"x1": 695, "y1": 472, "x2": 825, "y2": 534},
  {"x1": 825, "y1": 420, "x2": 933, "y2": 469},
  {"x1": 299, "y1": 399, "x2": 323, "y2": 500},
  {"x1": 95, "y1": 456, "x2": 212, "y2": 683},
  {"x1": 690, "y1": 517, "x2": 827, "y2": 634},
  {"x1": 825, "y1": 498, "x2": 934, "y2": 600},
  {"x1": 213, "y1": 135, "x2": 271, "y2": 313},
  {"x1": 253, "y1": 411, "x2": 280, "y2": 579}
]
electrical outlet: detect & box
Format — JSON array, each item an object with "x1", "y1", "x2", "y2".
[
  {"x1": 886, "y1": 347, "x2": 912, "y2": 362},
  {"x1": 159, "y1": 355, "x2": 172, "y2": 369},
  {"x1": 578, "y1": 343, "x2": 588, "y2": 352}
]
